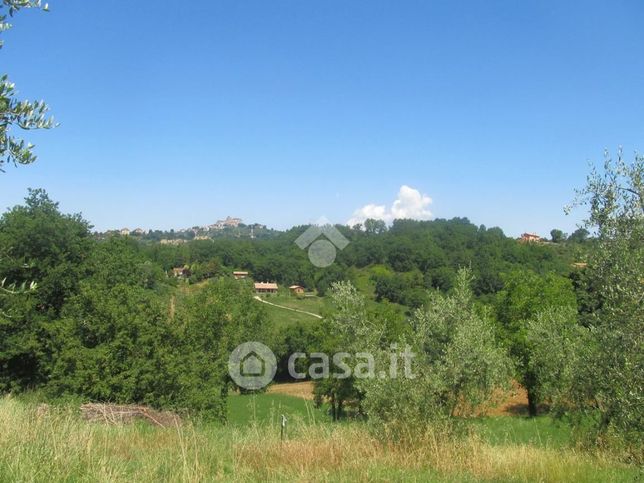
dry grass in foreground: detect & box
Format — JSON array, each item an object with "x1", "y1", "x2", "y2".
[{"x1": 0, "y1": 396, "x2": 638, "y2": 482}]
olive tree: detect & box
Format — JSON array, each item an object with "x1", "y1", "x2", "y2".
[
  {"x1": 1, "y1": 0, "x2": 55, "y2": 171},
  {"x1": 567, "y1": 150, "x2": 643, "y2": 455},
  {"x1": 495, "y1": 269, "x2": 577, "y2": 416},
  {"x1": 525, "y1": 306, "x2": 589, "y2": 411},
  {"x1": 328, "y1": 269, "x2": 511, "y2": 438}
]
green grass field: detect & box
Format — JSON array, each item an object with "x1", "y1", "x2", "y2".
[
  {"x1": 227, "y1": 393, "x2": 571, "y2": 449},
  {"x1": 471, "y1": 415, "x2": 573, "y2": 449},
  {"x1": 227, "y1": 392, "x2": 329, "y2": 427},
  {"x1": 257, "y1": 293, "x2": 328, "y2": 328},
  {"x1": 0, "y1": 395, "x2": 639, "y2": 482},
  {"x1": 266, "y1": 293, "x2": 329, "y2": 314}
]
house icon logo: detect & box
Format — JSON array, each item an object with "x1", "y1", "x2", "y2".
[
  {"x1": 295, "y1": 216, "x2": 350, "y2": 268},
  {"x1": 241, "y1": 351, "x2": 265, "y2": 377},
  {"x1": 228, "y1": 341, "x2": 276, "y2": 390}
]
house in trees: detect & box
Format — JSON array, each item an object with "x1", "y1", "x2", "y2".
[
  {"x1": 233, "y1": 271, "x2": 249, "y2": 280},
  {"x1": 172, "y1": 266, "x2": 191, "y2": 279},
  {"x1": 160, "y1": 239, "x2": 186, "y2": 245},
  {"x1": 254, "y1": 282, "x2": 278, "y2": 294},
  {"x1": 519, "y1": 232, "x2": 542, "y2": 243},
  {"x1": 289, "y1": 285, "x2": 305, "y2": 295}
]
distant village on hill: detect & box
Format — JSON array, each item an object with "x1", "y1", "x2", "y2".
[
  {"x1": 97, "y1": 216, "x2": 273, "y2": 243},
  {"x1": 97, "y1": 214, "x2": 586, "y2": 247}
]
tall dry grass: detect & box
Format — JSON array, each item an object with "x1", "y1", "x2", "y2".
[
  {"x1": 0, "y1": 396, "x2": 637, "y2": 482},
  {"x1": 234, "y1": 424, "x2": 638, "y2": 482}
]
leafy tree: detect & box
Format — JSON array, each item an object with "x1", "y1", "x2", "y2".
[
  {"x1": 386, "y1": 240, "x2": 415, "y2": 272},
  {"x1": 0, "y1": 280, "x2": 40, "y2": 391},
  {"x1": 495, "y1": 269, "x2": 577, "y2": 416},
  {"x1": 567, "y1": 227, "x2": 589, "y2": 243},
  {"x1": 0, "y1": 189, "x2": 93, "y2": 315},
  {"x1": 313, "y1": 373, "x2": 361, "y2": 421},
  {"x1": 312, "y1": 282, "x2": 370, "y2": 420},
  {"x1": 1, "y1": 1, "x2": 55, "y2": 171},
  {"x1": 46, "y1": 284, "x2": 178, "y2": 406},
  {"x1": 402, "y1": 269, "x2": 511, "y2": 418},
  {"x1": 172, "y1": 278, "x2": 267, "y2": 415},
  {"x1": 85, "y1": 237, "x2": 164, "y2": 290},
  {"x1": 189, "y1": 258, "x2": 223, "y2": 283},
  {"x1": 312, "y1": 282, "x2": 408, "y2": 421},
  {"x1": 48, "y1": 277, "x2": 267, "y2": 420},
  {"x1": 0, "y1": 191, "x2": 270, "y2": 418},
  {"x1": 364, "y1": 218, "x2": 387, "y2": 235},
  {"x1": 0, "y1": 190, "x2": 93, "y2": 392},
  {"x1": 550, "y1": 228, "x2": 566, "y2": 243},
  {"x1": 310, "y1": 311, "x2": 365, "y2": 421},
  {"x1": 314, "y1": 264, "x2": 346, "y2": 296},
  {"x1": 373, "y1": 273, "x2": 406, "y2": 304},
  {"x1": 372, "y1": 270, "x2": 427, "y2": 308},
  {"x1": 271, "y1": 321, "x2": 323, "y2": 381},
  {"x1": 566, "y1": 151, "x2": 643, "y2": 454},
  {"x1": 427, "y1": 266, "x2": 455, "y2": 291},
  {"x1": 525, "y1": 306, "x2": 588, "y2": 411}
]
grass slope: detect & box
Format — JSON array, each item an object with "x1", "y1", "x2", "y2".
[{"x1": 258, "y1": 293, "x2": 328, "y2": 328}]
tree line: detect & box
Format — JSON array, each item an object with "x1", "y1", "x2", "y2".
[
  {"x1": 142, "y1": 214, "x2": 587, "y2": 303},
  {"x1": 0, "y1": 190, "x2": 268, "y2": 419}
]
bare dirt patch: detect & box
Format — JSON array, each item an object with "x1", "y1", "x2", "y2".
[
  {"x1": 269, "y1": 380, "x2": 529, "y2": 416},
  {"x1": 268, "y1": 381, "x2": 315, "y2": 400},
  {"x1": 482, "y1": 381, "x2": 529, "y2": 416}
]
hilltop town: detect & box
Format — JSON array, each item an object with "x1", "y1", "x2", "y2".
[{"x1": 98, "y1": 216, "x2": 272, "y2": 244}]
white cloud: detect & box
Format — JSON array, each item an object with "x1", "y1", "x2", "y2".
[{"x1": 347, "y1": 185, "x2": 433, "y2": 226}]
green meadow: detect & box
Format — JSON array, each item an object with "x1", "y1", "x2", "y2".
[{"x1": 0, "y1": 394, "x2": 639, "y2": 482}]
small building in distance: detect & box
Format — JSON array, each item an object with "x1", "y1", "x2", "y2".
[
  {"x1": 519, "y1": 232, "x2": 542, "y2": 243},
  {"x1": 254, "y1": 282, "x2": 278, "y2": 294},
  {"x1": 172, "y1": 266, "x2": 191, "y2": 279},
  {"x1": 289, "y1": 285, "x2": 305, "y2": 295},
  {"x1": 571, "y1": 262, "x2": 588, "y2": 269},
  {"x1": 160, "y1": 239, "x2": 186, "y2": 245},
  {"x1": 120, "y1": 228, "x2": 130, "y2": 236},
  {"x1": 233, "y1": 271, "x2": 249, "y2": 280}
]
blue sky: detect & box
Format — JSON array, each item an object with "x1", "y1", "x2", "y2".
[{"x1": 1, "y1": 0, "x2": 643, "y2": 235}]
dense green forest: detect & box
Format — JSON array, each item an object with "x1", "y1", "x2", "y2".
[{"x1": 141, "y1": 215, "x2": 587, "y2": 303}]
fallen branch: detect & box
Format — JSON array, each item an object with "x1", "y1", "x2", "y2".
[{"x1": 80, "y1": 403, "x2": 181, "y2": 428}]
